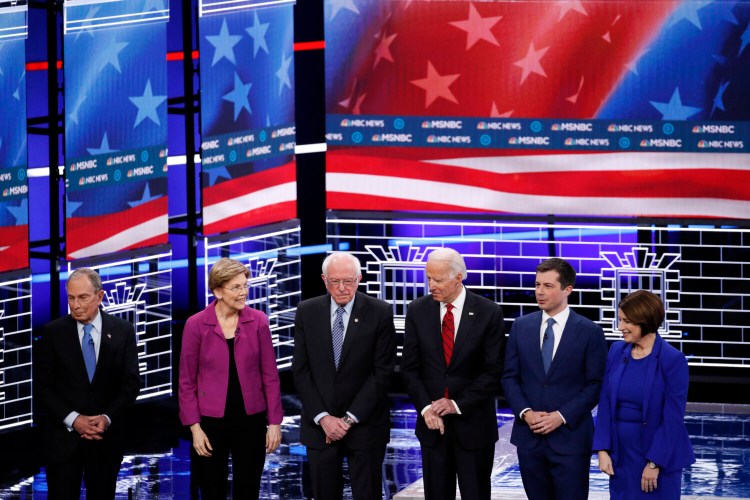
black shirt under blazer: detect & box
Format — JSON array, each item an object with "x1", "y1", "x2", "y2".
[
  {"x1": 401, "y1": 290, "x2": 505, "y2": 449},
  {"x1": 36, "y1": 311, "x2": 141, "y2": 461},
  {"x1": 292, "y1": 291, "x2": 397, "y2": 450}
]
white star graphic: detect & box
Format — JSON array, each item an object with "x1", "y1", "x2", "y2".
[
  {"x1": 373, "y1": 30, "x2": 398, "y2": 68},
  {"x1": 514, "y1": 42, "x2": 549, "y2": 84},
  {"x1": 330, "y1": 0, "x2": 360, "y2": 21},
  {"x1": 557, "y1": 0, "x2": 588, "y2": 21},
  {"x1": 246, "y1": 11, "x2": 270, "y2": 58},
  {"x1": 276, "y1": 54, "x2": 293, "y2": 95},
  {"x1": 449, "y1": 3, "x2": 502, "y2": 50},
  {"x1": 410, "y1": 61, "x2": 460, "y2": 108},
  {"x1": 490, "y1": 102, "x2": 513, "y2": 118},
  {"x1": 206, "y1": 19, "x2": 243, "y2": 66}
]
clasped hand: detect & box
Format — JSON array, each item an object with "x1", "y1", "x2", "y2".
[
  {"x1": 524, "y1": 410, "x2": 562, "y2": 435},
  {"x1": 321, "y1": 415, "x2": 351, "y2": 444},
  {"x1": 73, "y1": 414, "x2": 108, "y2": 440}
]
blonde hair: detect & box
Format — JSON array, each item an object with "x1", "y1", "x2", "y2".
[{"x1": 208, "y1": 258, "x2": 250, "y2": 292}]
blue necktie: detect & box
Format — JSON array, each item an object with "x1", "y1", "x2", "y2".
[
  {"x1": 82, "y1": 324, "x2": 96, "y2": 382},
  {"x1": 542, "y1": 318, "x2": 555, "y2": 374},
  {"x1": 332, "y1": 307, "x2": 345, "y2": 369}
]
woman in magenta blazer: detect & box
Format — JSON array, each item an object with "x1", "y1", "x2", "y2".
[
  {"x1": 179, "y1": 258, "x2": 283, "y2": 499},
  {"x1": 593, "y1": 290, "x2": 694, "y2": 499}
]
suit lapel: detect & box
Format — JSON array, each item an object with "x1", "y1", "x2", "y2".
[
  {"x1": 642, "y1": 335, "x2": 663, "y2": 417},
  {"x1": 547, "y1": 312, "x2": 582, "y2": 377},
  {"x1": 95, "y1": 312, "x2": 115, "y2": 383},
  {"x1": 65, "y1": 317, "x2": 91, "y2": 383},
  {"x1": 609, "y1": 343, "x2": 630, "y2": 417},
  {"x1": 450, "y1": 291, "x2": 476, "y2": 367},
  {"x1": 318, "y1": 296, "x2": 338, "y2": 371},
  {"x1": 521, "y1": 311, "x2": 546, "y2": 376},
  {"x1": 338, "y1": 292, "x2": 365, "y2": 369}
]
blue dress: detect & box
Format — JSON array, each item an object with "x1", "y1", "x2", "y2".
[{"x1": 610, "y1": 355, "x2": 682, "y2": 499}]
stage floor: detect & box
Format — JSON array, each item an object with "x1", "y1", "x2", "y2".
[{"x1": 1, "y1": 398, "x2": 748, "y2": 499}]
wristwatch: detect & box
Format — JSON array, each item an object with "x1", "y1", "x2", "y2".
[
  {"x1": 342, "y1": 415, "x2": 355, "y2": 426},
  {"x1": 648, "y1": 461, "x2": 658, "y2": 470}
]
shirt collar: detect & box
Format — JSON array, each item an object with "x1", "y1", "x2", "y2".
[
  {"x1": 542, "y1": 306, "x2": 570, "y2": 329},
  {"x1": 78, "y1": 310, "x2": 103, "y2": 334},
  {"x1": 443, "y1": 285, "x2": 467, "y2": 312},
  {"x1": 330, "y1": 295, "x2": 355, "y2": 317}
]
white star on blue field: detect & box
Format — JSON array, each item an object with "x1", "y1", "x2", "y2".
[
  {"x1": 206, "y1": 18, "x2": 242, "y2": 66},
  {"x1": 223, "y1": 72, "x2": 253, "y2": 121},
  {"x1": 129, "y1": 79, "x2": 168, "y2": 127},
  {"x1": 650, "y1": 88, "x2": 702, "y2": 120}
]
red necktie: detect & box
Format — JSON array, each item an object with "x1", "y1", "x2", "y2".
[{"x1": 442, "y1": 303, "x2": 455, "y2": 397}]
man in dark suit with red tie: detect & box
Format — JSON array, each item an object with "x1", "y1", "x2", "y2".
[
  {"x1": 501, "y1": 258, "x2": 607, "y2": 500},
  {"x1": 401, "y1": 248, "x2": 505, "y2": 500},
  {"x1": 36, "y1": 268, "x2": 141, "y2": 499},
  {"x1": 292, "y1": 252, "x2": 397, "y2": 500}
]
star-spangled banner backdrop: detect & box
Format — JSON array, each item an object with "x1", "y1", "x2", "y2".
[
  {"x1": 324, "y1": 0, "x2": 750, "y2": 219},
  {"x1": 0, "y1": 8, "x2": 29, "y2": 274},
  {"x1": 63, "y1": 0, "x2": 169, "y2": 260},
  {"x1": 198, "y1": 3, "x2": 297, "y2": 236}
]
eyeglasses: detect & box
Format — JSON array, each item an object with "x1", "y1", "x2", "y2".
[
  {"x1": 222, "y1": 283, "x2": 250, "y2": 294},
  {"x1": 326, "y1": 278, "x2": 358, "y2": 287}
]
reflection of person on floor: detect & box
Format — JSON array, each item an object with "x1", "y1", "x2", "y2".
[
  {"x1": 594, "y1": 290, "x2": 695, "y2": 499},
  {"x1": 401, "y1": 248, "x2": 505, "y2": 500},
  {"x1": 502, "y1": 258, "x2": 607, "y2": 500},
  {"x1": 292, "y1": 252, "x2": 397, "y2": 500},
  {"x1": 179, "y1": 258, "x2": 283, "y2": 499}
]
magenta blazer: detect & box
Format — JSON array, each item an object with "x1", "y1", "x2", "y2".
[{"x1": 178, "y1": 300, "x2": 283, "y2": 426}]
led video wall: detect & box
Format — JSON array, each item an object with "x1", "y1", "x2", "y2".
[
  {"x1": 324, "y1": 0, "x2": 750, "y2": 218},
  {"x1": 0, "y1": 4, "x2": 28, "y2": 274},
  {"x1": 327, "y1": 215, "x2": 750, "y2": 369},
  {"x1": 63, "y1": 0, "x2": 169, "y2": 260},
  {"x1": 199, "y1": 0, "x2": 297, "y2": 235}
]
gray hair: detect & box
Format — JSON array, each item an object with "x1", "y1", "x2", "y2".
[
  {"x1": 67, "y1": 267, "x2": 103, "y2": 293},
  {"x1": 322, "y1": 252, "x2": 362, "y2": 277},
  {"x1": 427, "y1": 248, "x2": 466, "y2": 280}
]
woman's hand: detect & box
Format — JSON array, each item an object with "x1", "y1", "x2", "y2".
[
  {"x1": 641, "y1": 463, "x2": 660, "y2": 492},
  {"x1": 266, "y1": 424, "x2": 281, "y2": 453},
  {"x1": 598, "y1": 450, "x2": 615, "y2": 476},
  {"x1": 190, "y1": 423, "x2": 213, "y2": 457}
]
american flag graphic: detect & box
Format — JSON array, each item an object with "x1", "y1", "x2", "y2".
[
  {"x1": 325, "y1": 0, "x2": 750, "y2": 219},
  {"x1": 64, "y1": 2, "x2": 169, "y2": 260},
  {"x1": 199, "y1": 5, "x2": 297, "y2": 236}
]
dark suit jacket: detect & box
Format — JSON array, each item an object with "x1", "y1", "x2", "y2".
[
  {"x1": 593, "y1": 334, "x2": 695, "y2": 473},
  {"x1": 502, "y1": 309, "x2": 607, "y2": 455},
  {"x1": 292, "y1": 292, "x2": 397, "y2": 450},
  {"x1": 401, "y1": 290, "x2": 505, "y2": 450},
  {"x1": 36, "y1": 311, "x2": 141, "y2": 462}
]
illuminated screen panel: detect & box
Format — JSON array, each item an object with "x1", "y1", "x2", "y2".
[
  {"x1": 63, "y1": 0, "x2": 169, "y2": 260},
  {"x1": 198, "y1": 1, "x2": 297, "y2": 236},
  {"x1": 324, "y1": 1, "x2": 750, "y2": 219},
  {"x1": 204, "y1": 221, "x2": 301, "y2": 370},
  {"x1": 69, "y1": 246, "x2": 173, "y2": 401},
  {"x1": 0, "y1": 6, "x2": 28, "y2": 273},
  {"x1": 327, "y1": 214, "x2": 750, "y2": 368},
  {"x1": 0, "y1": 272, "x2": 32, "y2": 433}
]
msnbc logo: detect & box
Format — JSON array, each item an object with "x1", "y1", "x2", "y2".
[
  {"x1": 340, "y1": 119, "x2": 351, "y2": 127},
  {"x1": 427, "y1": 135, "x2": 437, "y2": 143},
  {"x1": 508, "y1": 137, "x2": 518, "y2": 145}
]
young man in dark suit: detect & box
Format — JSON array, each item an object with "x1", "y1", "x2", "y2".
[
  {"x1": 36, "y1": 268, "x2": 141, "y2": 499},
  {"x1": 401, "y1": 248, "x2": 505, "y2": 500},
  {"x1": 292, "y1": 252, "x2": 397, "y2": 500},
  {"x1": 502, "y1": 257, "x2": 607, "y2": 500}
]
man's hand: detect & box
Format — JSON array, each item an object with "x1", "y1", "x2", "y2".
[
  {"x1": 190, "y1": 423, "x2": 213, "y2": 457},
  {"x1": 320, "y1": 415, "x2": 350, "y2": 442},
  {"x1": 431, "y1": 398, "x2": 457, "y2": 417},
  {"x1": 72, "y1": 415, "x2": 104, "y2": 440},
  {"x1": 423, "y1": 407, "x2": 445, "y2": 434},
  {"x1": 525, "y1": 410, "x2": 563, "y2": 435},
  {"x1": 88, "y1": 415, "x2": 109, "y2": 434},
  {"x1": 641, "y1": 464, "x2": 659, "y2": 492}
]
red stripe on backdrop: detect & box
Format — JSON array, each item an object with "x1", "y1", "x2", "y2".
[
  {"x1": 66, "y1": 197, "x2": 168, "y2": 257},
  {"x1": 327, "y1": 153, "x2": 750, "y2": 200},
  {"x1": 202, "y1": 161, "x2": 296, "y2": 206},
  {"x1": 326, "y1": 192, "x2": 492, "y2": 213},
  {"x1": 203, "y1": 201, "x2": 297, "y2": 235},
  {"x1": 27, "y1": 41, "x2": 324, "y2": 71},
  {"x1": 0, "y1": 225, "x2": 29, "y2": 273}
]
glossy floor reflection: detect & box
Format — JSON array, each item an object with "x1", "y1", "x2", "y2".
[{"x1": 1, "y1": 398, "x2": 748, "y2": 499}]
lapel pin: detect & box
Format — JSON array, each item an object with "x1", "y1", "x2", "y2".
[
  {"x1": 354, "y1": 318, "x2": 359, "y2": 323},
  {"x1": 107, "y1": 334, "x2": 112, "y2": 339},
  {"x1": 468, "y1": 312, "x2": 474, "y2": 316}
]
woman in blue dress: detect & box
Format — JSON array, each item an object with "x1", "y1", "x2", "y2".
[{"x1": 593, "y1": 290, "x2": 694, "y2": 499}]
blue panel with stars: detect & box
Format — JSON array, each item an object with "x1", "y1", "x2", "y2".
[
  {"x1": 0, "y1": 36, "x2": 29, "y2": 273},
  {"x1": 198, "y1": 4, "x2": 297, "y2": 233},
  {"x1": 63, "y1": 2, "x2": 169, "y2": 260}
]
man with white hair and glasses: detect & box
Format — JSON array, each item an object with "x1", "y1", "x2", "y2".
[{"x1": 293, "y1": 252, "x2": 397, "y2": 500}]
